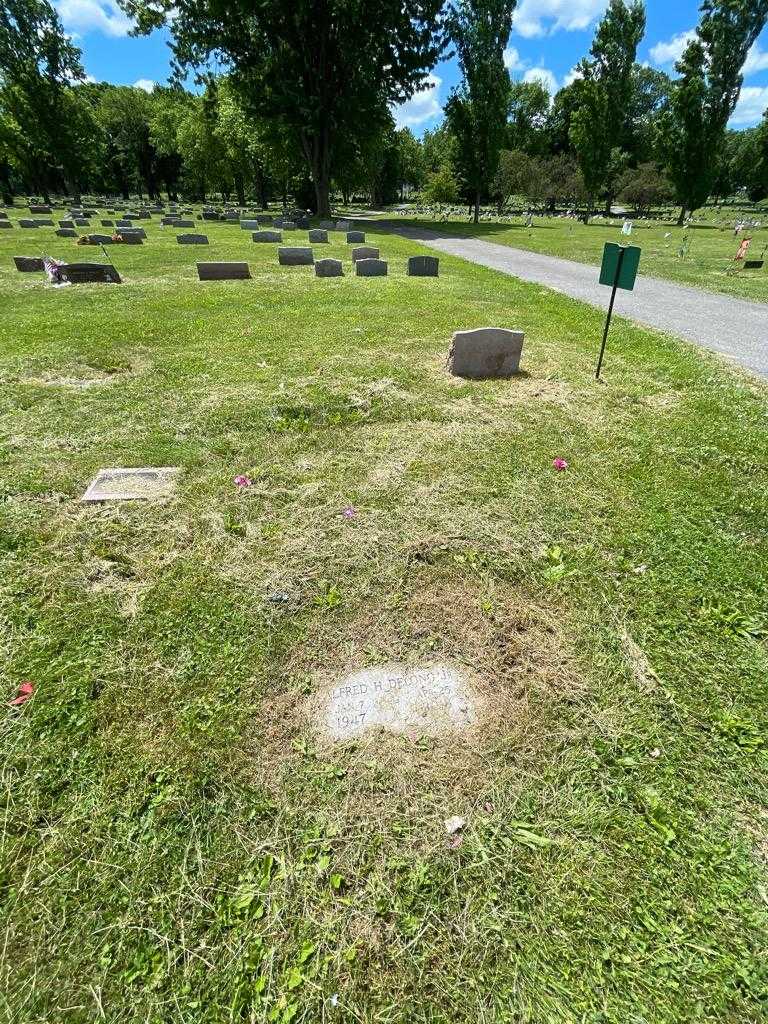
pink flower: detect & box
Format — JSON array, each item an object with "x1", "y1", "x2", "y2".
[
  {"x1": 342, "y1": 506, "x2": 357, "y2": 518},
  {"x1": 9, "y1": 681, "x2": 34, "y2": 707},
  {"x1": 234, "y1": 474, "x2": 252, "y2": 488},
  {"x1": 552, "y1": 458, "x2": 569, "y2": 471}
]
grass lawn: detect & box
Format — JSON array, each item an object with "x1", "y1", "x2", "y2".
[
  {"x1": 397, "y1": 210, "x2": 768, "y2": 303},
  {"x1": 1, "y1": 214, "x2": 767, "y2": 1023}
]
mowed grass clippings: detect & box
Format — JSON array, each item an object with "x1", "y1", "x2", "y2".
[
  {"x1": 0, "y1": 214, "x2": 767, "y2": 1023},
  {"x1": 397, "y1": 210, "x2": 768, "y2": 303}
]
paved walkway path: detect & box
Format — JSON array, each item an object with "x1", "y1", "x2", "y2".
[{"x1": 373, "y1": 220, "x2": 768, "y2": 378}]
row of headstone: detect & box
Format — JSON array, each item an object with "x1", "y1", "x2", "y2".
[{"x1": 193, "y1": 254, "x2": 438, "y2": 281}]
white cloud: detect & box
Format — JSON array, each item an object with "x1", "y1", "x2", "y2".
[
  {"x1": 514, "y1": 0, "x2": 607, "y2": 39},
  {"x1": 729, "y1": 85, "x2": 768, "y2": 127},
  {"x1": 523, "y1": 66, "x2": 558, "y2": 96},
  {"x1": 133, "y1": 78, "x2": 155, "y2": 92},
  {"x1": 393, "y1": 74, "x2": 442, "y2": 129},
  {"x1": 563, "y1": 65, "x2": 582, "y2": 87},
  {"x1": 649, "y1": 29, "x2": 696, "y2": 66},
  {"x1": 503, "y1": 46, "x2": 525, "y2": 71},
  {"x1": 55, "y1": 0, "x2": 132, "y2": 38},
  {"x1": 744, "y1": 41, "x2": 768, "y2": 76}
]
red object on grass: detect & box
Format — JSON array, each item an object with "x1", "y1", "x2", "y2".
[
  {"x1": 552, "y1": 458, "x2": 569, "y2": 471},
  {"x1": 9, "y1": 681, "x2": 34, "y2": 706}
]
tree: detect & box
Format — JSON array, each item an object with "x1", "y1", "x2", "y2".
[
  {"x1": 492, "y1": 149, "x2": 537, "y2": 209},
  {"x1": 0, "y1": 0, "x2": 87, "y2": 198},
  {"x1": 120, "y1": 0, "x2": 445, "y2": 217},
  {"x1": 659, "y1": 0, "x2": 768, "y2": 223},
  {"x1": 570, "y1": 0, "x2": 646, "y2": 212},
  {"x1": 422, "y1": 123, "x2": 457, "y2": 172},
  {"x1": 95, "y1": 84, "x2": 157, "y2": 198},
  {"x1": 421, "y1": 164, "x2": 461, "y2": 204},
  {"x1": 395, "y1": 128, "x2": 425, "y2": 200},
  {"x1": 506, "y1": 80, "x2": 549, "y2": 155},
  {"x1": 444, "y1": 0, "x2": 516, "y2": 223},
  {"x1": 570, "y1": 78, "x2": 611, "y2": 212},
  {"x1": 616, "y1": 162, "x2": 673, "y2": 212}
]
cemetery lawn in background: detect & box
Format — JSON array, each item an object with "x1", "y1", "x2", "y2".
[
  {"x1": 1, "y1": 215, "x2": 767, "y2": 1023},
  {"x1": 400, "y1": 212, "x2": 768, "y2": 303}
]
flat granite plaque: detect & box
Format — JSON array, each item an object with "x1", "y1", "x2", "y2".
[
  {"x1": 320, "y1": 661, "x2": 477, "y2": 741},
  {"x1": 81, "y1": 467, "x2": 180, "y2": 502}
]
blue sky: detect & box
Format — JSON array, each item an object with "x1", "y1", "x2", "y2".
[{"x1": 56, "y1": 0, "x2": 768, "y2": 131}]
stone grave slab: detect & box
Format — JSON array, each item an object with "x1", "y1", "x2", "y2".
[
  {"x1": 59, "y1": 220, "x2": 74, "y2": 228},
  {"x1": 83, "y1": 233, "x2": 115, "y2": 244},
  {"x1": 448, "y1": 327, "x2": 524, "y2": 379},
  {"x1": 408, "y1": 255, "x2": 439, "y2": 277},
  {"x1": 253, "y1": 230, "x2": 282, "y2": 242},
  {"x1": 241, "y1": 219, "x2": 260, "y2": 230},
  {"x1": 282, "y1": 220, "x2": 296, "y2": 230},
  {"x1": 59, "y1": 262, "x2": 121, "y2": 284},
  {"x1": 73, "y1": 218, "x2": 90, "y2": 227},
  {"x1": 202, "y1": 210, "x2": 220, "y2": 221},
  {"x1": 319, "y1": 220, "x2": 335, "y2": 231},
  {"x1": 352, "y1": 245, "x2": 379, "y2": 262},
  {"x1": 173, "y1": 219, "x2": 194, "y2": 228},
  {"x1": 119, "y1": 233, "x2": 143, "y2": 245},
  {"x1": 14, "y1": 256, "x2": 44, "y2": 272},
  {"x1": 258, "y1": 214, "x2": 274, "y2": 224},
  {"x1": 319, "y1": 662, "x2": 477, "y2": 742},
  {"x1": 197, "y1": 261, "x2": 251, "y2": 281},
  {"x1": 56, "y1": 228, "x2": 77, "y2": 238},
  {"x1": 0, "y1": 221, "x2": 12, "y2": 229},
  {"x1": 356, "y1": 258, "x2": 387, "y2": 277},
  {"x1": 315, "y1": 258, "x2": 343, "y2": 277},
  {"x1": 161, "y1": 216, "x2": 181, "y2": 226},
  {"x1": 101, "y1": 219, "x2": 114, "y2": 227},
  {"x1": 346, "y1": 230, "x2": 365, "y2": 243},
  {"x1": 336, "y1": 219, "x2": 352, "y2": 231},
  {"x1": 177, "y1": 233, "x2": 209, "y2": 245},
  {"x1": 308, "y1": 229, "x2": 329, "y2": 243},
  {"x1": 81, "y1": 467, "x2": 180, "y2": 502},
  {"x1": 29, "y1": 205, "x2": 52, "y2": 214},
  {"x1": 278, "y1": 247, "x2": 314, "y2": 266}
]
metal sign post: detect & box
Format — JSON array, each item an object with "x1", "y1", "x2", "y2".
[{"x1": 596, "y1": 242, "x2": 641, "y2": 379}]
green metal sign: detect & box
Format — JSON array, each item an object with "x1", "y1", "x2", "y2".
[{"x1": 599, "y1": 242, "x2": 641, "y2": 291}]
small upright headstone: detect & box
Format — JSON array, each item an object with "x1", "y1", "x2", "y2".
[
  {"x1": 336, "y1": 219, "x2": 352, "y2": 231},
  {"x1": 347, "y1": 230, "x2": 365, "y2": 243},
  {"x1": 174, "y1": 219, "x2": 194, "y2": 228},
  {"x1": 29, "y1": 205, "x2": 52, "y2": 214},
  {"x1": 83, "y1": 233, "x2": 115, "y2": 244},
  {"x1": 14, "y1": 256, "x2": 44, "y2": 272},
  {"x1": 119, "y1": 226, "x2": 146, "y2": 239},
  {"x1": 282, "y1": 220, "x2": 296, "y2": 230},
  {"x1": 0, "y1": 221, "x2": 12, "y2": 229},
  {"x1": 56, "y1": 228, "x2": 77, "y2": 238},
  {"x1": 161, "y1": 216, "x2": 181, "y2": 226},
  {"x1": 259, "y1": 214, "x2": 274, "y2": 224},
  {"x1": 202, "y1": 210, "x2": 220, "y2": 221},
  {"x1": 408, "y1": 255, "x2": 439, "y2": 277},
  {"x1": 116, "y1": 219, "x2": 132, "y2": 227},
  {"x1": 59, "y1": 220, "x2": 74, "y2": 228},
  {"x1": 319, "y1": 220, "x2": 335, "y2": 231},
  {"x1": 196, "y1": 261, "x2": 251, "y2": 281},
  {"x1": 101, "y1": 219, "x2": 114, "y2": 227},
  {"x1": 447, "y1": 327, "x2": 524, "y2": 379},
  {"x1": 119, "y1": 232, "x2": 143, "y2": 245},
  {"x1": 351, "y1": 246, "x2": 379, "y2": 262},
  {"x1": 177, "y1": 233, "x2": 209, "y2": 245},
  {"x1": 315, "y1": 258, "x2": 343, "y2": 278},
  {"x1": 59, "y1": 262, "x2": 121, "y2": 284},
  {"x1": 241, "y1": 219, "x2": 260, "y2": 230},
  {"x1": 73, "y1": 218, "x2": 90, "y2": 227},
  {"x1": 308, "y1": 229, "x2": 329, "y2": 243},
  {"x1": 278, "y1": 247, "x2": 314, "y2": 266},
  {"x1": 355, "y1": 258, "x2": 387, "y2": 277},
  {"x1": 253, "y1": 230, "x2": 282, "y2": 242}
]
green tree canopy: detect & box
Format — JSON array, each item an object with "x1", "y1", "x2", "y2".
[{"x1": 119, "y1": 0, "x2": 445, "y2": 216}]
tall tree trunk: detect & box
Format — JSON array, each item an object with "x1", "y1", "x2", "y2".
[
  {"x1": 235, "y1": 173, "x2": 245, "y2": 206},
  {"x1": 676, "y1": 205, "x2": 687, "y2": 226},
  {"x1": 473, "y1": 190, "x2": 480, "y2": 225}
]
